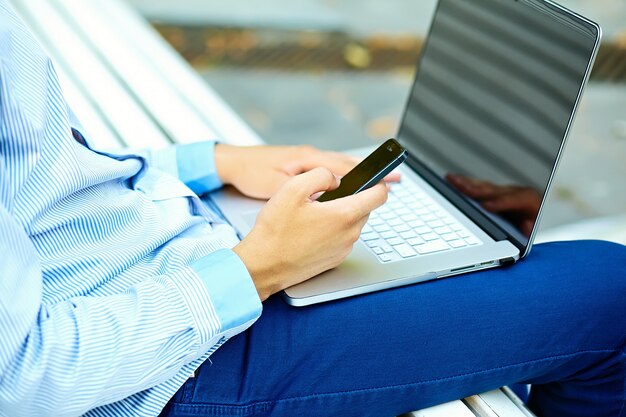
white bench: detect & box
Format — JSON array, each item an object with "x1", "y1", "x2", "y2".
[
  {"x1": 9, "y1": 0, "x2": 534, "y2": 415},
  {"x1": 10, "y1": 0, "x2": 262, "y2": 150}
]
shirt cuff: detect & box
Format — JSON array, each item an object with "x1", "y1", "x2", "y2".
[
  {"x1": 175, "y1": 141, "x2": 224, "y2": 195},
  {"x1": 191, "y1": 249, "x2": 262, "y2": 334}
]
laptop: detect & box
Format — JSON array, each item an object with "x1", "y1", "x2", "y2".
[{"x1": 209, "y1": 0, "x2": 601, "y2": 306}]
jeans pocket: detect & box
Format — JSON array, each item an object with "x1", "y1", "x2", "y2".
[{"x1": 178, "y1": 372, "x2": 199, "y2": 403}]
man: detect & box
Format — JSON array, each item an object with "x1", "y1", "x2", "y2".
[{"x1": 1, "y1": 2, "x2": 625, "y2": 416}]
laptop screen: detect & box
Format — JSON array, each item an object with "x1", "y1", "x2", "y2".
[{"x1": 397, "y1": 0, "x2": 599, "y2": 251}]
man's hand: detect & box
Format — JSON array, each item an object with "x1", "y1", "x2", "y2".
[
  {"x1": 215, "y1": 144, "x2": 400, "y2": 200},
  {"x1": 233, "y1": 167, "x2": 388, "y2": 301}
]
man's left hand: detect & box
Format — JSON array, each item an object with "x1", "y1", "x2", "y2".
[{"x1": 215, "y1": 144, "x2": 400, "y2": 200}]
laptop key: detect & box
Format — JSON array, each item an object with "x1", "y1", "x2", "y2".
[
  {"x1": 388, "y1": 218, "x2": 404, "y2": 226},
  {"x1": 407, "y1": 237, "x2": 426, "y2": 246},
  {"x1": 428, "y1": 220, "x2": 445, "y2": 229},
  {"x1": 380, "y1": 244, "x2": 394, "y2": 253},
  {"x1": 433, "y1": 225, "x2": 451, "y2": 234},
  {"x1": 373, "y1": 223, "x2": 391, "y2": 233},
  {"x1": 403, "y1": 214, "x2": 419, "y2": 222},
  {"x1": 441, "y1": 232, "x2": 459, "y2": 242},
  {"x1": 394, "y1": 244, "x2": 417, "y2": 258},
  {"x1": 400, "y1": 230, "x2": 418, "y2": 239},
  {"x1": 360, "y1": 232, "x2": 379, "y2": 241},
  {"x1": 422, "y1": 233, "x2": 439, "y2": 241},
  {"x1": 388, "y1": 237, "x2": 404, "y2": 246},
  {"x1": 408, "y1": 220, "x2": 425, "y2": 229},
  {"x1": 392, "y1": 224, "x2": 411, "y2": 233},
  {"x1": 368, "y1": 217, "x2": 384, "y2": 226},
  {"x1": 380, "y1": 230, "x2": 397, "y2": 239},
  {"x1": 433, "y1": 210, "x2": 447, "y2": 218},
  {"x1": 378, "y1": 253, "x2": 393, "y2": 263},
  {"x1": 381, "y1": 212, "x2": 395, "y2": 220},
  {"x1": 449, "y1": 240, "x2": 468, "y2": 249},
  {"x1": 395, "y1": 208, "x2": 411, "y2": 216},
  {"x1": 366, "y1": 239, "x2": 385, "y2": 248},
  {"x1": 422, "y1": 214, "x2": 438, "y2": 222},
  {"x1": 416, "y1": 226, "x2": 431, "y2": 235},
  {"x1": 416, "y1": 241, "x2": 449, "y2": 254}
]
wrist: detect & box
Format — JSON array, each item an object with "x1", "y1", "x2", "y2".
[
  {"x1": 233, "y1": 238, "x2": 283, "y2": 302},
  {"x1": 214, "y1": 143, "x2": 240, "y2": 185}
]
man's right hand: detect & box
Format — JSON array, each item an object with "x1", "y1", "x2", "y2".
[{"x1": 233, "y1": 167, "x2": 388, "y2": 301}]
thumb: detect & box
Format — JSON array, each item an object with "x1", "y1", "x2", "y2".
[{"x1": 284, "y1": 167, "x2": 340, "y2": 199}]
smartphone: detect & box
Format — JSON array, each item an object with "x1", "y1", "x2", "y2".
[{"x1": 318, "y1": 139, "x2": 408, "y2": 202}]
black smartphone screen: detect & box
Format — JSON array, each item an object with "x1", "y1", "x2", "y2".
[{"x1": 318, "y1": 139, "x2": 407, "y2": 202}]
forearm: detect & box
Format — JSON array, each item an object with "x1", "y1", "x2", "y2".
[
  {"x1": 1, "y1": 251, "x2": 261, "y2": 417},
  {"x1": 3, "y1": 271, "x2": 201, "y2": 416},
  {"x1": 213, "y1": 143, "x2": 244, "y2": 186}
]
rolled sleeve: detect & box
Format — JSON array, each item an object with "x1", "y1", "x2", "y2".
[
  {"x1": 175, "y1": 141, "x2": 224, "y2": 195},
  {"x1": 99, "y1": 141, "x2": 224, "y2": 195},
  {"x1": 190, "y1": 249, "x2": 262, "y2": 336}
]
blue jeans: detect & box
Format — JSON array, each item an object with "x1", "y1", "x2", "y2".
[{"x1": 161, "y1": 241, "x2": 626, "y2": 417}]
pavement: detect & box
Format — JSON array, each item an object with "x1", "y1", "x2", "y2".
[{"x1": 126, "y1": 0, "x2": 626, "y2": 235}]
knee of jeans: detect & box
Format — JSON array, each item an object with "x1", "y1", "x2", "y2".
[
  {"x1": 571, "y1": 240, "x2": 626, "y2": 346},
  {"x1": 581, "y1": 239, "x2": 626, "y2": 283},
  {"x1": 555, "y1": 239, "x2": 626, "y2": 276}
]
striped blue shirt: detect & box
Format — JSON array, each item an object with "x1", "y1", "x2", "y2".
[{"x1": 0, "y1": 2, "x2": 263, "y2": 416}]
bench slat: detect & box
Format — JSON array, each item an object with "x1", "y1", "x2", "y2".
[
  {"x1": 54, "y1": 0, "x2": 219, "y2": 145},
  {"x1": 403, "y1": 399, "x2": 476, "y2": 417},
  {"x1": 10, "y1": 0, "x2": 123, "y2": 150},
  {"x1": 87, "y1": 0, "x2": 264, "y2": 146},
  {"x1": 11, "y1": 0, "x2": 171, "y2": 150},
  {"x1": 56, "y1": 70, "x2": 124, "y2": 150}
]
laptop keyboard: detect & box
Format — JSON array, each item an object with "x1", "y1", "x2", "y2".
[{"x1": 361, "y1": 178, "x2": 482, "y2": 263}]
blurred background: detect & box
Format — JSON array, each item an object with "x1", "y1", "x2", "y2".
[{"x1": 125, "y1": 0, "x2": 626, "y2": 234}]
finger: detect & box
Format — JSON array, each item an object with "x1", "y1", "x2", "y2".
[
  {"x1": 383, "y1": 170, "x2": 402, "y2": 183},
  {"x1": 245, "y1": 170, "x2": 292, "y2": 200},
  {"x1": 292, "y1": 150, "x2": 403, "y2": 185},
  {"x1": 285, "y1": 167, "x2": 340, "y2": 199},
  {"x1": 338, "y1": 182, "x2": 389, "y2": 220},
  {"x1": 310, "y1": 153, "x2": 402, "y2": 183},
  {"x1": 302, "y1": 151, "x2": 358, "y2": 177},
  {"x1": 345, "y1": 154, "x2": 361, "y2": 164}
]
